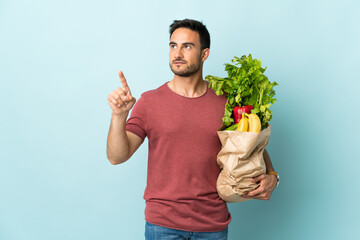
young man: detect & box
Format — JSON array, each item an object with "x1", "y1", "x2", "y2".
[{"x1": 107, "y1": 19, "x2": 278, "y2": 240}]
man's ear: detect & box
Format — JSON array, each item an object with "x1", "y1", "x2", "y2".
[{"x1": 201, "y1": 48, "x2": 210, "y2": 62}]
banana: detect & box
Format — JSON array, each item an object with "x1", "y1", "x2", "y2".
[
  {"x1": 237, "y1": 115, "x2": 249, "y2": 132},
  {"x1": 248, "y1": 113, "x2": 261, "y2": 133}
]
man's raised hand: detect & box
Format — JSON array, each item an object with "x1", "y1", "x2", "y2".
[{"x1": 107, "y1": 71, "x2": 136, "y2": 117}]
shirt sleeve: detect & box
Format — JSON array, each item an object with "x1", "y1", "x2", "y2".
[{"x1": 125, "y1": 94, "x2": 147, "y2": 141}]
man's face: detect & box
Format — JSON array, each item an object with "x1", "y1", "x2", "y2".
[{"x1": 169, "y1": 28, "x2": 204, "y2": 77}]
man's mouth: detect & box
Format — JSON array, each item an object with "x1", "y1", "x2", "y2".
[{"x1": 173, "y1": 60, "x2": 186, "y2": 65}]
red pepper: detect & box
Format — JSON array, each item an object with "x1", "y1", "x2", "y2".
[
  {"x1": 233, "y1": 105, "x2": 253, "y2": 123},
  {"x1": 245, "y1": 105, "x2": 254, "y2": 111}
]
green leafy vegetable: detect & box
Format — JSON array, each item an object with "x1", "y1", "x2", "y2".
[{"x1": 205, "y1": 54, "x2": 278, "y2": 129}]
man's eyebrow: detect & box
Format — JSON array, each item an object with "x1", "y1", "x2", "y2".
[{"x1": 169, "y1": 42, "x2": 196, "y2": 46}]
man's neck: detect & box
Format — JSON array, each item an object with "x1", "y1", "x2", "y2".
[{"x1": 168, "y1": 73, "x2": 207, "y2": 98}]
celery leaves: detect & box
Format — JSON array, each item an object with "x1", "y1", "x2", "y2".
[{"x1": 205, "y1": 54, "x2": 278, "y2": 128}]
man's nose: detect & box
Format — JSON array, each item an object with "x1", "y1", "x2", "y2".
[{"x1": 175, "y1": 48, "x2": 183, "y2": 59}]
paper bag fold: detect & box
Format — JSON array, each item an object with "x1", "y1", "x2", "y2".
[{"x1": 216, "y1": 126, "x2": 271, "y2": 202}]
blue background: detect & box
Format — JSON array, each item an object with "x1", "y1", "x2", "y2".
[{"x1": 1, "y1": 0, "x2": 359, "y2": 239}]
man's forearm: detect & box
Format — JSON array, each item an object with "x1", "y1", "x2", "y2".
[
  {"x1": 263, "y1": 149, "x2": 275, "y2": 173},
  {"x1": 106, "y1": 114, "x2": 130, "y2": 164}
]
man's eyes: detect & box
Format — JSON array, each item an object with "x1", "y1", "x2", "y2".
[{"x1": 170, "y1": 45, "x2": 192, "y2": 49}]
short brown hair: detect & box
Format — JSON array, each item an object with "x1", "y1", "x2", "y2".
[{"x1": 169, "y1": 19, "x2": 210, "y2": 50}]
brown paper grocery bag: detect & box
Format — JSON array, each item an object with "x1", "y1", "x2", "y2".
[{"x1": 216, "y1": 126, "x2": 271, "y2": 202}]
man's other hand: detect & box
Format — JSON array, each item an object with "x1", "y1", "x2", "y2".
[{"x1": 242, "y1": 174, "x2": 277, "y2": 200}]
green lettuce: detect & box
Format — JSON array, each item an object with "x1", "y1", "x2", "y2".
[{"x1": 205, "y1": 54, "x2": 278, "y2": 128}]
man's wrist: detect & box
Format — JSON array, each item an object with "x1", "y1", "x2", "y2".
[
  {"x1": 112, "y1": 112, "x2": 129, "y2": 121},
  {"x1": 267, "y1": 171, "x2": 280, "y2": 187}
]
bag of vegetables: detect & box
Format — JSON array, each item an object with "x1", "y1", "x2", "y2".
[{"x1": 205, "y1": 54, "x2": 278, "y2": 202}]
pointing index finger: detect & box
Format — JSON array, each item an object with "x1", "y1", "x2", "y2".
[{"x1": 118, "y1": 70, "x2": 129, "y2": 89}]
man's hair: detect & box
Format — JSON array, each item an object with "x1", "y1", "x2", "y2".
[{"x1": 169, "y1": 19, "x2": 210, "y2": 50}]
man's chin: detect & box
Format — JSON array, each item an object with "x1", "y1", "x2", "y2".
[
  {"x1": 172, "y1": 71, "x2": 193, "y2": 77},
  {"x1": 170, "y1": 66, "x2": 199, "y2": 77},
  {"x1": 170, "y1": 66, "x2": 185, "y2": 76}
]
